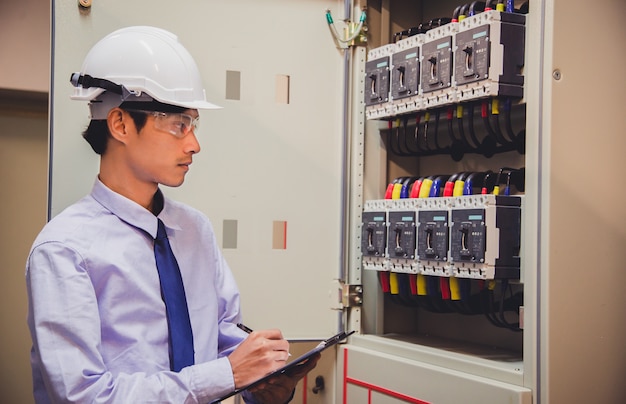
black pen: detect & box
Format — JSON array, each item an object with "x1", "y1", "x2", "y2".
[
  {"x1": 237, "y1": 323, "x2": 254, "y2": 334},
  {"x1": 238, "y1": 323, "x2": 291, "y2": 357}
]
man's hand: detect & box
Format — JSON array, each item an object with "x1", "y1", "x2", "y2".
[
  {"x1": 228, "y1": 329, "x2": 291, "y2": 388},
  {"x1": 249, "y1": 352, "x2": 320, "y2": 404}
]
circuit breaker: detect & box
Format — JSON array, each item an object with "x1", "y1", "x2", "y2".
[
  {"x1": 449, "y1": 195, "x2": 522, "y2": 279},
  {"x1": 364, "y1": 44, "x2": 394, "y2": 119},
  {"x1": 417, "y1": 198, "x2": 451, "y2": 277},
  {"x1": 361, "y1": 205, "x2": 388, "y2": 272},
  {"x1": 387, "y1": 209, "x2": 418, "y2": 273},
  {"x1": 420, "y1": 22, "x2": 458, "y2": 109},
  {"x1": 390, "y1": 35, "x2": 423, "y2": 115},
  {"x1": 454, "y1": 10, "x2": 526, "y2": 102}
]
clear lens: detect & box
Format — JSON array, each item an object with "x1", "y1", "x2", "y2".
[
  {"x1": 152, "y1": 111, "x2": 199, "y2": 138},
  {"x1": 128, "y1": 110, "x2": 199, "y2": 138}
]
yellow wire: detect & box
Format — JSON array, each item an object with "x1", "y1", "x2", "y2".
[
  {"x1": 419, "y1": 179, "x2": 433, "y2": 198},
  {"x1": 450, "y1": 277, "x2": 461, "y2": 300},
  {"x1": 417, "y1": 274, "x2": 428, "y2": 295},
  {"x1": 389, "y1": 272, "x2": 399, "y2": 295}
]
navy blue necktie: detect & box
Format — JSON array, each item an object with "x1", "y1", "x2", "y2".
[{"x1": 154, "y1": 218, "x2": 194, "y2": 371}]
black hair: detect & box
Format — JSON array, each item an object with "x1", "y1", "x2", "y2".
[{"x1": 81, "y1": 99, "x2": 186, "y2": 155}]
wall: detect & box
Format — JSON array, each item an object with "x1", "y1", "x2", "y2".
[
  {"x1": 0, "y1": 0, "x2": 50, "y2": 402},
  {"x1": 0, "y1": 0, "x2": 50, "y2": 93}
]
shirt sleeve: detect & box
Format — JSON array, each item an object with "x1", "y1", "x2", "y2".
[{"x1": 26, "y1": 241, "x2": 235, "y2": 404}]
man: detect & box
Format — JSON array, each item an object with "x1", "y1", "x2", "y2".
[{"x1": 26, "y1": 26, "x2": 317, "y2": 403}]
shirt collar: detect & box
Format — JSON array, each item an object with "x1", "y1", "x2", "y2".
[{"x1": 90, "y1": 178, "x2": 181, "y2": 238}]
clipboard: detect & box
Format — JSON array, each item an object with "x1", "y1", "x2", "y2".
[{"x1": 211, "y1": 330, "x2": 355, "y2": 403}]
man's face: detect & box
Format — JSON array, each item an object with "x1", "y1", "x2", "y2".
[{"x1": 124, "y1": 109, "x2": 201, "y2": 188}]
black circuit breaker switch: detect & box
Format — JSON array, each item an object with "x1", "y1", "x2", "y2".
[
  {"x1": 365, "y1": 44, "x2": 395, "y2": 120},
  {"x1": 365, "y1": 57, "x2": 390, "y2": 106},
  {"x1": 417, "y1": 209, "x2": 451, "y2": 277},
  {"x1": 417, "y1": 196, "x2": 452, "y2": 277},
  {"x1": 454, "y1": 10, "x2": 525, "y2": 101},
  {"x1": 449, "y1": 195, "x2": 522, "y2": 280},
  {"x1": 361, "y1": 209, "x2": 388, "y2": 271},
  {"x1": 391, "y1": 47, "x2": 419, "y2": 100},
  {"x1": 420, "y1": 22, "x2": 459, "y2": 109},
  {"x1": 386, "y1": 211, "x2": 417, "y2": 273},
  {"x1": 390, "y1": 33, "x2": 425, "y2": 114}
]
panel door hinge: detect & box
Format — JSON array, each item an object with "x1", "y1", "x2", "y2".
[{"x1": 330, "y1": 280, "x2": 363, "y2": 310}]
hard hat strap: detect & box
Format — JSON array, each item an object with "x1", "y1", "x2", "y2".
[{"x1": 70, "y1": 73, "x2": 124, "y2": 95}]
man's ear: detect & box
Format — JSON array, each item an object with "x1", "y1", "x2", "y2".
[{"x1": 107, "y1": 108, "x2": 132, "y2": 144}]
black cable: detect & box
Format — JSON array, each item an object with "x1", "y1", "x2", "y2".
[
  {"x1": 386, "y1": 122, "x2": 412, "y2": 157},
  {"x1": 458, "y1": 3, "x2": 469, "y2": 20},
  {"x1": 433, "y1": 110, "x2": 443, "y2": 151},
  {"x1": 497, "y1": 280, "x2": 523, "y2": 332},
  {"x1": 469, "y1": 1, "x2": 486, "y2": 16},
  {"x1": 413, "y1": 113, "x2": 426, "y2": 153},
  {"x1": 466, "y1": 103, "x2": 482, "y2": 149},
  {"x1": 422, "y1": 113, "x2": 432, "y2": 151},
  {"x1": 482, "y1": 286, "x2": 507, "y2": 328},
  {"x1": 402, "y1": 116, "x2": 421, "y2": 154},
  {"x1": 485, "y1": 0, "x2": 498, "y2": 9},
  {"x1": 456, "y1": 105, "x2": 477, "y2": 151},
  {"x1": 483, "y1": 100, "x2": 507, "y2": 146},
  {"x1": 452, "y1": 5, "x2": 463, "y2": 21},
  {"x1": 503, "y1": 98, "x2": 518, "y2": 143},
  {"x1": 505, "y1": 98, "x2": 526, "y2": 155}
]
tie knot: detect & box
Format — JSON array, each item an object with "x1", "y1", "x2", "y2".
[{"x1": 156, "y1": 219, "x2": 168, "y2": 241}]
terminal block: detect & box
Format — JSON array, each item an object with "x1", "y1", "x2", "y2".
[
  {"x1": 361, "y1": 201, "x2": 388, "y2": 271},
  {"x1": 449, "y1": 195, "x2": 522, "y2": 279},
  {"x1": 454, "y1": 10, "x2": 525, "y2": 102},
  {"x1": 390, "y1": 34, "x2": 424, "y2": 116},
  {"x1": 421, "y1": 22, "x2": 458, "y2": 109},
  {"x1": 365, "y1": 44, "x2": 395, "y2": 120},
  {"x1": 417, "y1": 197, "x2": 452, "y2": 277},
  {"x1": 387, "y1": 210, "x2": 417, "y2": 273}
]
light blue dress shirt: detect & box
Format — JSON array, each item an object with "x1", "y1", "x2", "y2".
[{"x1": 26, "y1": 178, "x2": 251, "y2": 403}]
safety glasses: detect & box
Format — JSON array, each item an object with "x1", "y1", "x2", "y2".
[{"x1": 127, "y1": 110, "x2": 199, "y2": 138}]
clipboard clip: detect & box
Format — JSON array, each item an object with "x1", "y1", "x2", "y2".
[{"x1": 316, "y1": 330, "x2": 356, "y2": 349}]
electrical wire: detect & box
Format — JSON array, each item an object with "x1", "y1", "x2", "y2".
[
  {"x1": 482, "y1": 100, "x2": 505, "y2": 146},
  {"x1": 402, "y1": 116, "x2": 421, "y2": 154},
  {"x1": 412, "y1": 113, "x2": 425, "y2": 153},
  {"x1": 466, "y1": 103, "x2": 483, "y2": 151},
  {"x1": 433, "y1": 110, "x2": 443, "y2": 151},
  {"x1": 469, "y1": 1, "x2": 486, "y2": 16},
  {"x1": 325, "y1": 9, "x2": 367, "y2": 45},
  {"x1": 422, "y1": 112, "x2": 433, "y2": 151}
]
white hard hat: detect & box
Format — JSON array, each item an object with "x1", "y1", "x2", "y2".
[{"x1": 70, "y1": 26, "x2": 220, "y2": 119}]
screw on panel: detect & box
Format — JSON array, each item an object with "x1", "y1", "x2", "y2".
[{"x1": 552, "y1": 69, "x2": 562, "y2": 80}]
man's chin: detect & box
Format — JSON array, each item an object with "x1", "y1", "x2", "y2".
[{"x1": 161, "y1": 178, "x2": 186, "y2": 188}]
